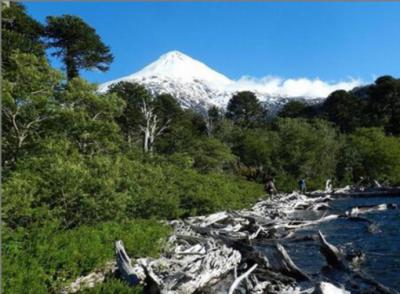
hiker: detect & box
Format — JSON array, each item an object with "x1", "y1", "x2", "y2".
[
  {"x1": 298, "y1": 178, "x2": 307, "y2": 194},
  {"x1": 264, "y1": 177, "x2": 277, "y2": 196},
  {"x1": 325, "y1": 179, "x2": 333, "y2": 193}
]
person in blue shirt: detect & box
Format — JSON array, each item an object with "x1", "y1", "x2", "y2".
[{"x1": 298, "y1": 178, "x2": 306, "y2": 194}]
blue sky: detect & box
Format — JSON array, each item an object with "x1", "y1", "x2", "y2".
[{"x1": 26, "y1": 2, "x2": 400, "y2": 86}]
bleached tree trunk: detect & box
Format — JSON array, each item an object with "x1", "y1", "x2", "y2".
[
  {"x1": 139, "y1": 99, "x2": 170, "y2": 154},
  {"x1": 205, "y1": 115, "x2": 214, "y2": 137}
]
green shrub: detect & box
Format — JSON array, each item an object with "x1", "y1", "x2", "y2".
[
  {"x1": 337, "y1": 128, "x2": 400, "y2": 185},
  {"x1": 2, "y1": 220, "x2": 170, "y2": 293},
  {"x1": 79, "y1": 278, "x2": 141, "y2": 294},
  {"x1": 3, "y1": 139, "x2": 263, "y2": 229}
]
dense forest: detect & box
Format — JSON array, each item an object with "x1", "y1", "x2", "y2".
[{"x1": 2, "y1": 3, "x2": 400, "y2": 293}]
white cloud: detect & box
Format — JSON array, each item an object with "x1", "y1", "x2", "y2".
[{"x1": 224, "y1": 76, "x2": 362, "y2": 98}]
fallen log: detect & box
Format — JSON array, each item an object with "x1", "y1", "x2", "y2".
[
  {"x1": 115, "y1": 240, "x2": 144, "y2": 286},
  {"x1": 317, "y1": 231, "x2": 344, "y2": 269},
  {"x1": 116, "y1": 238, "x2": 241, "y2": 294},
  {"x1": 345, "y1": 203, "x2": 398, "y2": 217},
  {"x1": 274, "y1": 243, "x2": 311, "y2": 281}
]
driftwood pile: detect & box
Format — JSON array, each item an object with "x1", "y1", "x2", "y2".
[
  {"x1": 64, "y1": 188, "x2": 399, "y2": 293},
  {"x1": 114, "y1": 191, "x2": 399, "y2": 294}
]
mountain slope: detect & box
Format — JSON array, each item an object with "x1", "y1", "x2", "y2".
[{"x1": 98, "y1": 51, "x2": 349, "y2": 112}]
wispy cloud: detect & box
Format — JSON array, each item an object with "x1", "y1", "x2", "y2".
[{"x1": 225, "y1": 76, "x2": 362, "y2": 98}]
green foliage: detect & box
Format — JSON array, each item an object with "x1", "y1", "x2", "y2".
[
  {"x1": 213, "y1": 118, "x2": 238, "y2": 146},
  {"x1": 80, "y1": 278, "x2": 141, "y2": 294},
  {"x1": 2, "y1": 52, "x2": 63, "y2": 169},
  {"x1": 323, "y1": 90, "x2": 364, "y2": 132},
  {"x1": 226, "y1": 91, "x2": 266, "y2": 127},
  {"x1": 108, "y1": 82, "x2": 152, "y2": 144},
  {"x1": 120, "y1": 156, "x2": 262, "y2": 219},
  {"x1": 272, "y1": 118, "x2": 341, "y2": 190},
  {"x1": 3, "y1": 140, "x2": 127, "y2": 229},
  {"x1": 174, "y1": 169, "x2": 263, "y2": 217},
  {"x1": 278, "y1": 100, "x2": 320, "y2": 119},
  {"x1": 2, "y1": 220, "x2": 170, "y2": 293},
  {"x1": 278, "y1": 100, "x2": 308, "y2": 118},
  {"x1": 232, "y1": 128, "x2": 279, "y2": 170},
  {"x1": 154, "y1": 93, "x2": 184, "y2": 123},
  {"x1": 2, "y1": 3, "x2": 45, "y2": 71},
  {"x1": 3, "y1": 138, "x2": 263, "y2": 229},
  {"x1": 206, "y1": 106, "x2": 224, "y2": 137},
  {"x1": 279, "y1": 76, "x2": 400, "y2": 137},
  {"x1": 188, "y1": 138, "x2": 236, "y2": 173},
  {"x1": 227, "y1": 118, "x2": 340, "y2": 191},
  {"x1": 155, "y1": 108, "x2": 207, "y2": 154},
  {"x1": 55, "y1": 78, "x2": 125, "y2": 154},
  {"x1": 337, "y1": 128, "x2": 400, "y2": 185},
  {"x1": 208, "y1": 106, "x2": 223, "y2": 123},
  {"x1": 109, "y1": 82, "x2": 184, "y2": 149},
  {"x1": 365, "y1": 76, "x2": 400, "y2": 135},
  {"x1": 45, "y1": 15, "x2": 113, "y2": 80}
]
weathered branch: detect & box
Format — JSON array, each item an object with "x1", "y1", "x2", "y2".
[
  {"x1": 139, "y1": 99, "x2": 170, "y2": 153},
  {"x1": 274, "y1": 243, "x2": 310, "y2": 281},
  {"x1": 115, "y1": 240, "x2": 143, "y2": 286},
  {"x1": 318, "y1": 230, "x2": 344, "y2": 269},
  {"x1": 228, "y1": 263, "x2": 258, "y2": 294}
]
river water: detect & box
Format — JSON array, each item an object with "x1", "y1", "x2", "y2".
[{"x1": 276, "y1": 195, "x2": 400, "y2": 290}]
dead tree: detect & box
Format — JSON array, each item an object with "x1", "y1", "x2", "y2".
[
  {"x1": 139, "y1": 99, "x2": 170, "y2": 154},
  {"x1": 205, "y1": 114, "x2": 214, "y2": 137},
  {"x1": 3, "y1": 100, "x2": 49, "y2": 166}
]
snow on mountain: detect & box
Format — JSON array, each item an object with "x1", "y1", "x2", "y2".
[{"x1": 99, "y1": 50, "x2": 360, "y2": 113}]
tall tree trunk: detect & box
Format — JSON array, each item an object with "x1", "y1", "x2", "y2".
[
  {"x1": 139, "y1": 100, "x2": 170, "y2": 154},
  {"x1": 65, "y1": 49, "x2": 78, "y2": 80}
]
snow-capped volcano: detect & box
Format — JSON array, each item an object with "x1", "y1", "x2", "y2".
[
  {"x1": 99, "y1": 50, "x2": 360, "y2": 112},
  {"x1": 98, "y1": 50, "x2": 236, "y2": 109},
  {"x1": 133, "y1": 50, "x2": 232, "y2": 87}
]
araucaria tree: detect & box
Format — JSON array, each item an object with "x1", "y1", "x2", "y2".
[
  {"x1": 226, "y1": 91, "x2": 265, "y2": 127},
  {"x1": 44, "y1": 15, "x2": 113, "y2": 80},
  {"x1": 2, "y1": 3, "x2": 45, "y2": 71}
]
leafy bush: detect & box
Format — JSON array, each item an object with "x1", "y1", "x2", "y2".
[
  {"x1": 228, "y1": 118, "x2": 341, "y2": 192},
  {"x1": 187, "y1": 138, "x2": 236, "y2": 173},
  {"x1": 3, "y1": 138, "x2": 263, "y2": 229},
  {"x1": 2, "y1": 220, "x2": 170, "y2": 293},
  {"x1": 337, "y1": 128, "x2": 400, "y2": 185},
  {"x1": 80, "y1": 278, "x2": 141, "y2": 294},
  {"x1": 273, "y1": 118, "x2": 341, "y2": 191}
]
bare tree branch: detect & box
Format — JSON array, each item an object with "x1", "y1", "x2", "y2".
[{"x1": 139, "y1": 99, "x2": 171, "y2": 153}]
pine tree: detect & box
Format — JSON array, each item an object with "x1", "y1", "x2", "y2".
[
  {"x1": 366, "y1": 76, "x2": 400, "y2": 135},
  {"x1": 226, "y1": 91, "x2": 265, "y2": 127},
  {"x1": 44, "y1": 15, "x2": 113, "y2": 80},
  {"x1": 323, "y1": 90, "x2": 363, "y2": 132},
  {"x1": 2, "y1": 3, "x2": 45, "y2": 72}
]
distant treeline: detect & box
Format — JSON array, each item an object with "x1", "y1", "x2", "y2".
[
  {"x1": 2, "y1": 3, "x2": 400, "y2": 293},
  {"x1": 279, "y1": 76, "x2": 400, "y2": 136}
]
